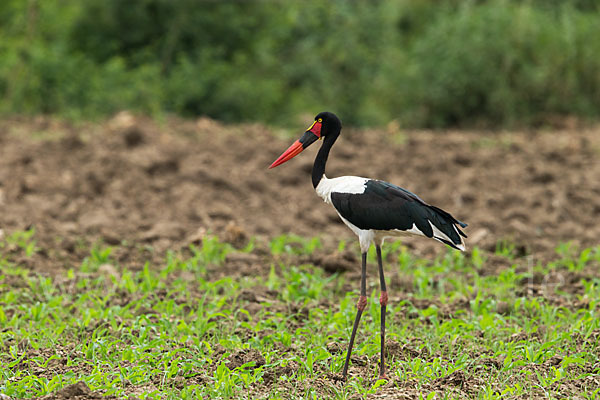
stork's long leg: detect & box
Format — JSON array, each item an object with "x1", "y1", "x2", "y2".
[
  {"x1": 376, "y1": 245, "x2": 388, "y2": 379},
  {"x1": 342, "y1": 252, "x2": 368, "y2": 379}
]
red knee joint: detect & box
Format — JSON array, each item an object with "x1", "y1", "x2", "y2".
[
  {"x1": 357, "y1": 295, "x2": 367, "y2": 311},
  {"x1": 379, "y1": 291, "x2": 388, "y2": 306}
]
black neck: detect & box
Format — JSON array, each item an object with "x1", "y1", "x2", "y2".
[{"x1": 312, "y1": 134, "x2": 338, "y2": 188}]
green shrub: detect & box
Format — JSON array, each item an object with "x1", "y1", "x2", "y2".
[
  {"x1": 0, "y1": 0, "x2": 599, "y2": 128},
  {"x1": 392, "y1": 2, "x2": 600, "y2": 127}
]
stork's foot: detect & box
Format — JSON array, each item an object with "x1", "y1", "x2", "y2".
[{"x1": 378, "y1": 373, "x2": 389, "y2": 380}]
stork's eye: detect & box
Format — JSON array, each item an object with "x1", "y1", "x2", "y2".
[{"x1": 318, "y1": 118, "x2": 323, "y2": 123}]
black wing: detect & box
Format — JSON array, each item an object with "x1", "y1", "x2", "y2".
[{"x1": 331, "y1": 180, "x2": 467, "y2": 249}]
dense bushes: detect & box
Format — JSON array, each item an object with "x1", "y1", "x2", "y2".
[{"x1": 1, "y1": 0, "x2": 599, "y2": 127}]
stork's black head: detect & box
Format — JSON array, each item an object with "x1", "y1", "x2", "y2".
[
  {"x1": 269, "y1": 111, "x2": 341, "y2": 169},
  {"x1": 313, "y1": 111, "x2": 342, "y2": 139}
]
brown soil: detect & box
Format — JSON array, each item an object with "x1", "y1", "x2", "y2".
[
  {"x1": 1, "y1": 113, "x2": 599, "y2": 274},
  {"x1": 1, "y1": 114, "x2": 600, "y2": 399},
  {"x1": 33, "y1": 382, "x2": 115, "y2": 400}
]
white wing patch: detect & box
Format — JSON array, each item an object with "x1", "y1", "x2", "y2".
[
  {"x1": 386, "y1": 223, "x2": 425, "y2": 239},
  {"x1": 382, "y1": 222, "x2": 465, "y2": 251},
  {"x1": 315, "y1": 175, "x2": 369, "y2": 204},
  {"x1": 430, "y1": 221, "x2": 466, "y2": 251}
]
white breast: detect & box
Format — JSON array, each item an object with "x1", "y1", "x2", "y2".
[{"x1": 315, "y1": 175, "x2": 369, "y2": 204}]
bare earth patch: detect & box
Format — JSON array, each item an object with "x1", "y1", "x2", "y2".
[{"x1": 1, "y1": 115, "x2": 599, "y2": 273}]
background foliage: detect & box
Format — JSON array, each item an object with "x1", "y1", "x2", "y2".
[{"x1": 1, "y1": 0, "x2": 599, "y2": 127}]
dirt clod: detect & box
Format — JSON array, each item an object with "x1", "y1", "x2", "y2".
[
  {"x1": 314, "y1": 250, "x2": 357, "y2": 273},
  {"x1": 35, "y1": 381, "x2": 113, "y2": 400},
  {"x1": 226, "y1": 348, "x2": 266, "y2": 370}
]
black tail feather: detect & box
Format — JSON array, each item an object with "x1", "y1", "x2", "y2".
[
  {"x1": 428, "y1": 205, "x2": 468, "y2": 239},
  {"x1": 435, "y1": 236, "x2": 463, "y2": 250}
]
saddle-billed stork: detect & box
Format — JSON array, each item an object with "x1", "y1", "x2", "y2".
[{"x1": 269, "y1": 111, "x2": 467, "y2": 380}]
